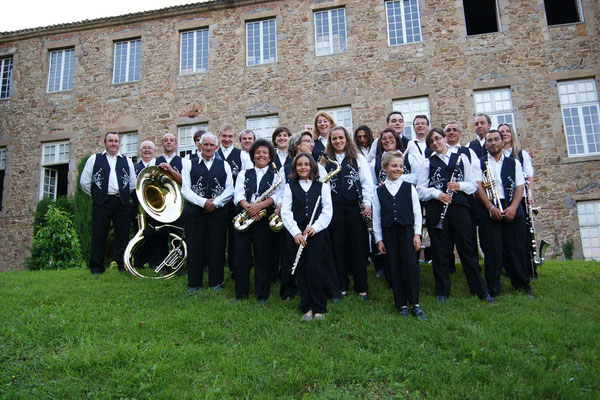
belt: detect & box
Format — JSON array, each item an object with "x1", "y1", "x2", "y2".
[{"x1": 109, "y1": 193, "x2": 120, "y2": 198}]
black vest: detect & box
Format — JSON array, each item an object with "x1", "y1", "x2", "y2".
[
  {"x1": 218, "y1": 147, "x2": 243, "y2": 180},
  {"x1": 374, "y1": 156, "x2": 386, "y2": 184},
  {"x1": 312, "y1": 140, "x2": 326, "y2": 163},
  {"x1": 468, "y1": 139, "x2": 487, "y2": 158},
  {"x1": 289, "y1": 180, "x2": 323, "y2": 226},
  {"x1": 480, "y1": 156, "x2": 524, "y2": 216},
  {"x1": 428, "y1": 152, "x2": 468, "y2": 206},
  {"x1": 243, "y1": 168, "x2": 275, "y2": 203},
  {"x1": 412, "y1": 140, "x2": 433, "y2": 158},
  {"x1": 507, "y1": 149, "x2": 524, "y2": 165},
  {"x1": 457, "y1": 146, "x2": 472, "y2": 162},
  {"x1": 326, "y1": 157, "x2": 362, "y2": 204},
  {"x1": 283, "y1": 163, "x2": 292, "y2": 184},
  {"x1": 273, "y1": 153, "x2": 293, "y2": 170},
  {"x1": 91, "y1": 153, "x2": 131, "y2": 206},
  {"x1": 134, "y1": 160, "x2": 147, "y2": 176},
  {"x1": 155, "y1": 155, "x2": 183, "y2": 174},
  {"x1": 377, "y1": 181, "x2": 414, "y2": 228},
  {"x1": 184, "y1": 158, "x2": 228, "y2": 213}
]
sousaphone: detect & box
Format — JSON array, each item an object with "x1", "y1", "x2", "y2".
[{"x1": 124, "y1": 166, "x2": 187, "y2": 279}]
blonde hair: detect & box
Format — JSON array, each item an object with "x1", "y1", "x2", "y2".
[
  {"x1": 312, "y1": 111, "x2": 336, "y2": 140},
  {"x1": 381, "y1": 151, "x2": 404, "y2": 168}
]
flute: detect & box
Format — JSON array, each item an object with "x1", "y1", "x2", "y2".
[{"x1": 291, "y1": 195, "x2": 322, "y2": 275}]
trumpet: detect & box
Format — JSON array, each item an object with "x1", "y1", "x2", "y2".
[
  {"x1": 435, "y1": 170, "x2": 457, "y2": 230},
  {"x1": 481, "y1": 166, "x2": 504, "y2": 213},
  {"x1": 233, "y1": 163, "x2": 281, "y2": 232}
]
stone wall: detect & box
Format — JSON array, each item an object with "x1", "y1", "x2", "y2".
[{"x1": 0, "y1": 0, "x2": 599, "y2": 271}]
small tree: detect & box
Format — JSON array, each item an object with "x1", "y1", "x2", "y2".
[
  {"x1": 74, "y1": 155, "x2": 92, "y2": 261},
  {"x1": 26, "y1": 205, "x2": 84, "y2": 270}
]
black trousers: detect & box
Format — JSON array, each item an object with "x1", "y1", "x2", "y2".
[
  {"x1": 383, "y1": 224, "x2": 419, "y2": 308},
  {"x1": 276, "y1": 229, "x2": 298, "y2": 299},
  {"x1": 479, "y1": 213, "x2": 531, "y2": 297},
  {"x1": 90, "y1": 197, "x2": 131, "y2": 273},
  {"x1": 234, "y1": 217, "x2": 274, "y2": 299},
  {"x1": 321, "y1": 229, "x2": 342, "y2": 299},
  {"x1": 226, "y1": 201, "x2": 237, "y2": 272},
  {"x1": 330, "y1": 202, "x2": 369, "y2": 293},
  {"x1": 184, "y1": 206, "x2": 228, "y2": 288},
  {"x1": 425, "y1": 202, "x2": 489, "y2": 298},
  {"x1": 287, "y1": 230, "x2": 327, "y2": 314}
]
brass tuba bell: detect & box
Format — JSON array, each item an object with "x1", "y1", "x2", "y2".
[{"x1": 124, "y1": 166, "x2": 187, "y2": 279}]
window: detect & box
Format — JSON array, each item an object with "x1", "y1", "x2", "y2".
[
  {"x1": 385, "y1": 0, "x2": 422, "y2": 45},
  {"x1": 246, "y1": 19, "x2": 277, "y2": 66},
  {"x1": 40, "y1": 141, "x2": 69, "y2": 200},
  {"x1": 1, "y1": 56, "x2": 13, "y2": 99},
  {"x1": 544, "y1": 0, "x2": 582, "y2": 26},
  {"x1": 319, "y1": 106, "x2": 353, "y2": 136},
  {"x1": 178, "y1": 124, "x2": 209, "y2": 157},
  {"x1": 113, "y1": 39, "x2": 141, "y2": 84},
  {"x1": 180, "y1": 28, "x2": 209, "y2": 74},
  {"x1": 0, "y1": 147, "x2": 5, "y2": 211},
  {"x1": 314, "y1": 8, "x2": 347, "y2": 56},
  {"x1": 558, "y1": 79, "x2": 600, "y2": 157},
  {"x1": 474, "y1": 88, "x2": 515, "y2": 131},
  {"x1": 47, "y1": 48, "x2": 74, "y2": 92},
  {"x1": 246, "y1": 116, "x2": 280, "y2": 140},
  {"x1": 577, "y1": 201, "x2": 600, "y2": 260},
  {"x1": 119, "y1": 132, "x2": 138, "y2": 161},
  {"x1": 393, "y1": 97, "x2": 431, "y2": 140},
  {"x1": 463, "y1": 0, "x2": 499, "y2": 35}
]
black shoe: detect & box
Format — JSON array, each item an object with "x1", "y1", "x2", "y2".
[
  {"x1": 435, "y1": 295, "x2": 447, "y2": 302},
  {"x1": 411, "y1": 305, "x2": 427, "y2": 321},
  {"x1": 525, "y1": 291, "x2": 535, "y2": 300},
  {"x1": 398, "y1": 306, "x2": 409, "y2": 317},
  {"x1": 187, "y1": 286, "x2": 200, "y2": 294},
  {"x1": 330, "y1": 297, "x2": 341, "y2": 303},
  {"x1": 481, "y1": 294, "x2": 495, "y2": 303},
  {"x1": 359, "y1": 293, "x2": 369, "y2": 301}
]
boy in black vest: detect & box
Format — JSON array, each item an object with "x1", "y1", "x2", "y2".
[
  {"x1": 476, "y1": 130, "x2": 533, "y2": 298},
  {"x1": 80, "y1": 132, "x2": 136, "y2": 274}
]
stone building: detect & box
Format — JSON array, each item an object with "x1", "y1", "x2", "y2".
[{"x1": 0, "y1": 0, "x2": 599, "y2": 271}]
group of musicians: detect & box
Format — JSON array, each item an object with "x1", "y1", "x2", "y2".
[{"x1": 80, "y1": 111, "x2": 537, "y2": 321}]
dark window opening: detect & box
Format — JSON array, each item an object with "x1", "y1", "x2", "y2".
[
  {"x1": 544, "y1": 0, "x2": 580, "y2": 26},
  {"x1": 55, "y1": 164, "x2": 69, "y2": 198},
  {"x1": 0, "y1": 170, "x2": 4, "y2": 211},
  {"x1": 463, "y1": 0, "x2": 498, "y2": 35}
]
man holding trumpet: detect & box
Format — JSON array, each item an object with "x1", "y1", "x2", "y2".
[{"x1": 476, "y1": 130, "x2": 533, "y2": 299}]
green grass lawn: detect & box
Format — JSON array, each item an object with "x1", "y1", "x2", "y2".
[{"x1": 1, "y1": 261, "x2": 598, "y2": 399}]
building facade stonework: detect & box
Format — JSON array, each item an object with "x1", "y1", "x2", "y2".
[{"x1": 0, "y1": 0, "x2": 599, "y2": 271}]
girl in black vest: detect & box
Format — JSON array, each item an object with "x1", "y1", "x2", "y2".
[
  {"x1": 324, "y1": 126, "x2": 375, "y2": 300},
  {"x1": 312, "y1": 111, "x2": 335, "y2": 162},
  {"x1": 233, "y1": 139, "x2": 281, "y2": 302},
  {"x1": 373, "y1": 151, "x2": 426, "y2": 319},
  {"x1": 281, "y1": 153, "x2": 333, "y2": 320}
]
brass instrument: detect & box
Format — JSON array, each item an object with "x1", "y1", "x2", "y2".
[
  {"x1": 233, "y1": 163, "x2": 281, "y2": 232},
  {"x1": 268, "y1": 153, "x2": 341, "y2": 232},
  {"x1": 435, "y1": 170, "x2": 457, "y2": 230},
  {"x1": 124, "y1": 166, "x2": 187, "y2": 279},
  {"x1": 481, "y1": 165, "x2": 504, "y2": 213},
  {"x1": 291, "y1": 195, "x2": 322, "y2": 275},
  {"x1": 523, "y1": 174, "x2": 550, "y2": 274}
]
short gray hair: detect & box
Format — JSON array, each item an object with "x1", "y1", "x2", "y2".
[{"x1": 200, "y1": 132, "x2": 219, "y2": 145}]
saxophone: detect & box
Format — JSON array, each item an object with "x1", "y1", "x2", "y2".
[{"x1": 234, "y1": 163, "x2": 281, "y2": 232}]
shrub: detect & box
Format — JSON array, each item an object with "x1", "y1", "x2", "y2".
[
  {"x1": 25, "y1": 205, "x2": 84, "y2": 270},
  {"x1": 73, "y1": 155, "x2": 92, "y2": 262},
  {"x1": 562, "y1": 239, "x2": 574, "y2": 260},
  {"x1": 33, "y1": 195, "x2": 75, "y2": 236}
]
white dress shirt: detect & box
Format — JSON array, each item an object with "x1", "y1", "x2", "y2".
[
  {"x1": 281, "y1": 180, "x2": 333, "y2": 237},
  {"x1": 80, "y1": 151, "x2": 136, "y2": 196},
  {"x1": 366, "y1": 137, "x2": 379, "y2": 163},
  {"x1": 485, "y1": 154, "x2": 524, "y2": 200},
  {"x1": 275, "y1": 164, "x2": 327, "y2": 206},
  {"x1": 334, "y1": 152, "x2": 375, "y2": 207},
  {"x1": 160, "y1": 152, "x2": 178, "y2": 164},
  {"x1": 181, "y1": 154, "x2": 234, "y2": 208},
  {"x1": 447, "y1": 144, "x2": 482, "y2": 182},
  {"x1": 405, "y1": 139, "x2": 428, "y2": 161},
  {"x1": 220, "y1": 145, "x2": 253, "y2": 170},
  {"x1": 234, "y1": 166, "x2": 283, "y2": 206},
  {"x1": 416, "y1": 151, "x2": 477, "y2": 201},
  {"x1": 276, "y1": 149, "x2": 288, "y2": 167},
  {"x1": 503, "y1": 147, "x2": 534, "y2": 178},
  {"x1": 139, "y1": 158, "x2": 156, "y2": 168},
  {"x1": 373, "y1": 178, "x2": 422, "y2": 242}
]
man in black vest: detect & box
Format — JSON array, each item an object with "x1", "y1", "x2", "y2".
[
  {"x1": 476, "y1": 130, "x2": 533, "y2": 298},
  {"x1": 131, "y1": 140, "x2": 156, "y2": 269},
  {"x1": 155, "y1": 133, "x2": 183, "y2": 184},
  {"x1": 80, "y1": 132, "x2": 136, "y2": 274},
  {"x1": 405, "y1": 115, "x2": 433, "y2": 162},
  {"x1": 468, "y1": 113, "x2": 490, "y2": 158},
  {"x1": 181, "y1": 132, "x2": 234, "y2": 293}
]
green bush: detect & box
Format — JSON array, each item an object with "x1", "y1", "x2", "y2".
[
  {"x1": 33, "y1": 195, "x2": 75, "y2": 235},
  {"x1": 74, "y1": 155, "x2": 92, "y2": 262},
  {"x1": 25, "y1": 205, "x2": 84, "y2": 270},
  {"x1": 562, "y1": 238, "x2": 574, "y2": 260}
]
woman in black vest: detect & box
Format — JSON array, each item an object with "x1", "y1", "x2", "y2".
[
  {"x1": 281, "y1": 153, "x2": 333, "y2": 320},
  {"x1": 324, "y1": 126, "x2": 375, "y2": 300},
  {"x1": 312, "y1": 111, "x2": 335, "y2": 162},
  {"x1": 233, "y1": 139, "x2": 281, "y2": 302},
  {"x1": 373, "y1": 151, "x2": 426, "y2": 319}
]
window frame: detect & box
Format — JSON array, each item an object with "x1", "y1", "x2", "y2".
[
  {"x1": 577, "y1": 200, "x2": 600, "y2": 261},
  {"x1": 112, "y1": 38, "x2": 142, "y2": 84},
  {"x1": 474, "y1": 87, "x2": 516, "y2": 132},
  {"x1": 179, "y1": 28, "x2": 209, "y2": 75},
  {"x1": 557, "y1": 78, "x2": 600, "y2": 157},
  {"x1": 1, "y1": 56, "x2": 13, "y2": 99},
  {"x1": 392, "y1": 96, "x2": 431, "y2": 140},
  {"x1": 385, "y1": 0, "x2": 423, "y2": 46},
  {"x1": 313, "y1": 7, "x2": 348, "y2": 57},
  {"x1": 246, "y1": 115, "x2": 280, "y2": 140},
  {"x1": 178, "y1": 124, "x2": 209, "y2": 157},
  {"x1": 246, "y1": 18, "x2": 277, "y2": 66},
  {"x1": 47, "y1": 48, "x2": 75, "y2": 93},
  {"x1": 40, "y1": 141, "x2": 70, "y2": 201},
  {"x1": 317, "y1": 106, "x2": 353, "y2": 136},
  {"x1": 119, "y1": 132, "x2": 138, "y2": 160}
]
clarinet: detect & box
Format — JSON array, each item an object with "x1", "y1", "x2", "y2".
[
  {"x1": 351, "y1": 162, "x2": 376, "y2": 242},
  {"x1": 435, "y1": 170, "x2": 457, "y2": 230},
  {"x1": 291, "y1": 195, "x2": 322, "y2": 275}
]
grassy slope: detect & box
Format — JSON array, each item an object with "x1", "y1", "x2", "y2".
[{"x1": 1, "y1": 261, "x2": 598, "y2": 399}]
